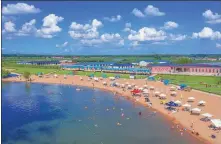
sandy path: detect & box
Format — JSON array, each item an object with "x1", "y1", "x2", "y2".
[{"x1": 3, "y1": 75, "x2": 221, "y2": 144}]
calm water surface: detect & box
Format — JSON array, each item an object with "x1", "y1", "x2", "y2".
[{"x1": 2, "y1": 82, "x2": 203, "y2": 144}]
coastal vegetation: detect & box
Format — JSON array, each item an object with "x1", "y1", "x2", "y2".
[
  {"x1": 2, "y1": 69, "x2": 10, "y2": 78},
  {"x1": 155, "y1": 74, "x2": 221, "y2": 95},
  {"x1": 23, "y1": 71, "x2": 31, "y2": 80}
]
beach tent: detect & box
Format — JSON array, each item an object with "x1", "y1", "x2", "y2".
[
  {"x1": 211, "y1": 119, "x2": 221, "y2": 128},
  {"x1": 201, "y1": 113, "x2": 213, "y2": 118},
  {"x1": 64, "y1": 75, "x2": 67, "y2": 79},
  {"x1": 163, "y1": 79, "x2": 170, "y2": 85},
  {"x1": 179, "y1": 84, "x2": 187, "y2": 89},
  {"x1": 148, "y1": 76, "x2": 155, "y2": 81},
  {"x1": 110, "y1": 81, "x2": 117, "y2": 87},
  {"x1": 121, "y1": 84, "x2": 125, "y2": 88},
  {"x1": 102, "y1": 73, "x2": 107, "y2": 78},
  {"x1": 54, "y1": 74, "x2": 58, "y2": 78},
  {"x1": 115, "y1": 74, "x2": 120, "y2": 79},
  {"x1": 198, "y1": 100, "x2": 206, "y2": 106},
  {"x1": 94, "y1": 77, "x2": 99, "y2": 82},
  {"x1": 191, "y1": 108, "x2": 201, "y2": 114}
]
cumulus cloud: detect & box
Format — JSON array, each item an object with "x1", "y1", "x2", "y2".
[
  {"x1": 36, "y1": 14, "x2": 64, "y2": 38},
  {"x1": 2, "y1": 3, "x2": 41, "y2": 15},
  {"x1": 56, "y1": 42, "x2": 68, "y2": 48},
  {"x1": 162, "y1": 21, "x2": 179, "y2": 30},
  {"x1": 169, "y1": 34, "x2": 186, "y2": 41},
  {"x1": 132, "y1": 8, "x2": 145, "y2": 18},
  {"x1": 123, "y1": 22, "x2": 132, "y2": 32},
  {"x1": 16, "y1": 19, "x2": 37, "y2": 36},
  {"x1": 132, "y1": 5, "x2": 165, "y2": 18},
  {"x1": 192, "y1": 27, "x2": 221, "y2": 40},
  {"x1": 202, "y1": 10, "x2": 221, "y2": 24},
  {"x1": 216, "y1": 43, "x2": 221, "y2": 48},
  {"x1": 104, "y1": 15, "x2": 121, "y2": 22},
  {"x1": 80, "y1": 33, "x2": 124, "y2": 46},
  {"x1": 130, "y1": 41, "x2": 139, "y2": 47},
  {"x1": 144, "y1": 5, "x2": 165, "y2": 16},
  {"x1": 3, "y1": 21, "x2": 16, "y2": 33},
  {"x1": 69, "y1": 19, "x2": 103, "y2": 39},
  {"x1": 128, "y1": 27, "x2": 167, "y2": 41}
]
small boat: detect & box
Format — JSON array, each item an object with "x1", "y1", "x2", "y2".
[{"x1": 76, "y1": 88, "x2": 81, "y2": 91}]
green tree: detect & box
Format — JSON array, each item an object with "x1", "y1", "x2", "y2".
[
  {"x1": 23, "y1": 71, "x2": 31, "y2": 81},
  {"x1": 2, "y1": 69, "x2": 10, "y2": 78}
]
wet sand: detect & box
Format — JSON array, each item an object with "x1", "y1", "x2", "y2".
[{"x1": 3, "y1": 75, "x2": 221, "y2": 144}]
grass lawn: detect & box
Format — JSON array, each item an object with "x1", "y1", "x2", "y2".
[{"x1": 154, "y1": 74, "x2": 221, "y2": 95}]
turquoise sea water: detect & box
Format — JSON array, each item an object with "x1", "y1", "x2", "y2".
[{"x1": 2, "y1": 82, "x2": 203, "y2": 144}]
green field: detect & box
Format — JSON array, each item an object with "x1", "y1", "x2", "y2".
[{"x1": 154, "y1": 74, "x2": 221, "y2": 95}]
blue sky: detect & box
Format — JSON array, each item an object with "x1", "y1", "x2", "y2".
[{"x1": 2, "y1": 1, "x2": 221, "y2": 55}]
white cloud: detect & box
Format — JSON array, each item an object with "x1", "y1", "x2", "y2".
[
  {"x1": 16, "y1": 19, "x2": 37, "y2": 36},
  {"x1": 3, "y1": 21, "x2": 16, "y2": 33},
  {"x1": 130, "y1": 41, "x2": 139, "y2": 47},
  {"x1": 216, "y1": 43, "x2": 221, "y2": 48},
  {"x1": 162, "y1": 21, "x2": 179, "y2": 30},
  {"x1": 192, "y1": 27, "x2": 221, "y2": 40},
  {"x1": 123, "y1": 22, "x2": 132, "y2": 32},
  {"x1": 169, "y1": 34, "x2": 186, "y2": 41},
  {"x1": 152, "y1": 41, "x2": 168, "y2": 45},
  {"x1": 2, "y1": 3, "x2": 41, "y2": 15},
  {"x1": 132, "y1": 8, "x2": 145, "y2": 18},
  {"x1": 128, "y1": 27, "x2": 167, "y2": 41},
  {"x1": 104, "y1": 15, "x2": 121, "y2": 22},
  {"x1": 202, "y1": 10, "x2": 221, "y2": 24},
  {"x1": 56, "y1": 42, "x2": 68, "y2": 48},
  {"x1": 69, "y1": 19, "x2": 103, "y2": 39},
  {"x1": 37, "y1": 14, "x2": 64, "y2": 38},
  {"x1": 80, "y1": 33, "x2": 124, "y2": 46},
  {"x1": 144, "y1": 5, "x2": 165, "y2": 16}
]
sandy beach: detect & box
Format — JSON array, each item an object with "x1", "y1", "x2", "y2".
[{"x1": 3, "y1": 75, "x2": 221, "y2": 144}]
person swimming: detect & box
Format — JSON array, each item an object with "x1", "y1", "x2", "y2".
[{"x1": 139, "y1": 111, "x2": 142, "y2": 116}]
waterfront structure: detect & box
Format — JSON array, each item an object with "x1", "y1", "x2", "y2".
[{"x1": 149, "y1": 63, "x2": 221, "y2": 76}]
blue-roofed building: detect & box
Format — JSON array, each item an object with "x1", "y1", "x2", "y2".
[
  {"x1": 17, "y1": 61, "x2": 60, "y2": 65},
  {"x1": 133, "y1": 60, "x2": 170, "y2": 67}
]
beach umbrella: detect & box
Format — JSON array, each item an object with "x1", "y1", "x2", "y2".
[
  {"x1": 143, "y1": 90, "x2": 149, "y2": 94},
  {"x1": 191, "y1": 108, "x2": 201, "y2": 114},
  {"x1": 80, "y1": 77, "x2": 83, "y2": 80},
  {"x1": 188, "y1": 97, "x2": 195, "y2": 102},
  {"x1": 174, "y1": 100, "x2": 182, "y2": 106},
  {"x1": 170, "y1": 86, "x2": 176, "y2": 91},
  {"x1": 182, "y1": 103, "x2": 191, "y2": 108},
  {"x1": 154, "y1": 91, "x2": 160, "y2": 96},
  {"x1": 54, "y1": 74, "x2": 58, "y2": 78},
  {"x1": 121, "y1": 84, "x2": 125, "y2": 88},
  {"x1": 127, "y1": 85, "x2": 132, "y2": 89},
  {"x1": 109, "y1": 77, "x2": 115, "y2": 80},
  {"x1": 198, "y1": 100, "x2": 206, "y2": 106},
  {"x1": 211, "y1": 119, "x2": 221, "y2": 128},
  {"x1": 201, "y1": 113, "x2": 213, "y2": 118},
  {"x1": 103, "y1": 81, "x2": 107, "y2": 85},
  {"x1": 143, "y1": 85, "x2": 148, "y2": 88},
  {"x1": 159, "y1": 93, "x2": 166, "y2": 99},
  {"x1": 171, "y1": 91, "x2": 177, "y2": 96},
  {"x1": 150, "y1": 86, "x2": 155, "y2": 90},
  {"x1": 135, "y1": 86, "x2": 138, "y2": 89}
]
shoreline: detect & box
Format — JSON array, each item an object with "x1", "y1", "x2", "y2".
[{"x1": 3, "y1": 75, "x2": 221, "y2": 144}]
